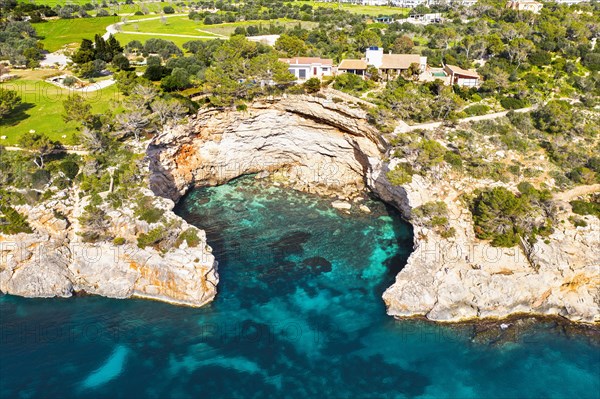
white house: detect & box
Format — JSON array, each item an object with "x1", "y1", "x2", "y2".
[
  {"x1": 279, "y1": 57, "x2": 333, "y2": 81},
  {"x1": 365, "y1": 47, "x2": 427, "y2": 79},
  {"x1": 362, "y1": 0, "x2": 389, "y2": 5},
  {"x1": 506, "y1": 0, "x2": 543, "y2": 13},
  {"x1": 337, "y1": 59, "x2": 369, "y2": 76},
  {"x1": 444, "y1": 64, "x2": 481, "y2": 87}
]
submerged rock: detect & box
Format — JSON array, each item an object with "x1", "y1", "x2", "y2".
[
  {"x1": 331, "y1": 201, "x2": 352, "y2": 210},
  {"x1": 302, "y1": 256, "x2": 333, "y2": 273}
]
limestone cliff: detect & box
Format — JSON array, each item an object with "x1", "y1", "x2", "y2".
[
  {"x1": 148, "y1": 95, "x2": 384, "y2": 202},
  {"x1": 381, "y1": 172, "x2": 600, "y2": 324},
  {"x1": 2, "y1": 93, "x2": 598, "y2": 324},
  {"x1": 147, "y1": 94, "x2": 599, "y2": 324},
  {"x1": 0, "y1": 188, "x2": 218, "y2": 307}
]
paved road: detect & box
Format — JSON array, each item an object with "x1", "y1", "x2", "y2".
[
  {"x1": 47, "y1": 77, "x2": 116, "y2": 92},
  {"x1": 40, "y1": 52, "x2": 69, "y2": 67}
]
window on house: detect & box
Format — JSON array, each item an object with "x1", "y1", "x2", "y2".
[{"x1": 299, "y1": 69, "x2": 306, "y2": 79}]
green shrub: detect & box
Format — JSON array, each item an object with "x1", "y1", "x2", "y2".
[
  {"x1": 508, "y1": 164, "x2": 521, "y2": 176},
  {"x1": 137, "y1": 226, "x2": 167, "y2": 249},
  {"x1": 175, "y1": 228, "x2": 200, "y2": 248},
  {"x1": 444, "y1": 151, "x2": 463, "y2": 169},
  {"x1": 568, "y1": 167, "x2": 596, "y2": 184},
  {"x1": 333, "y1": 73, "x2": 374, "y2": 94},
  {"x1": 412, "y1": 201, "x2": 455, "y2": 237},
  {"x1": 463, "y1": 104, "x2": 490, "y2": 116},
  {"x1": 470, "y1": 186, "x2": 553, "y2": 247},
  {"x1": 570, "y1": 200, "x2": 600, "y2": 218},
  {"x1": 303, "y1": 78, "x2": 321, "y2": 93},
  {"x1": 416, "y1": 139, "x2": 446, "y2": 168},
  {"x1": 113, "y1": 237, "x2": 126, "y2": 245},
  {"x1": 500, "y1": 97, "x2": 529, "y2": 110},
  {"x1": 135, "y1": 196, "x2": 163, "y2": 223},
  {"x1": 0, "y1": 206, "x2": 33, "y2": 234},
  {"x1": 568, "y1": 216, "x2": 588, "y2": 227},
  {"x1": 528, "y1": 50, "x2": 552, "y2": 67},
  {"x1": 287, "y1": 84, "x2": 305, "y2": 95},
  {"x1": 63, "y1": 76, "x2": 77, "y2": 87},
  {"x1": 31, "y1": 169, "x2": 51, "y2": 190},
  {"x1": 440, "y1": 227, "x2": 456, "y2": 238},
  {"x1": 533, "y1": 100, "x2": 574, "y2": 134},
  {"x1": 413, "y1": 201, "x2": 448, "y2": 220},
  {"x1": 387, "y1": 163, "x2": 414, "y2": 185},
  {"x1": 60, "y1": 160, "x2": 80, "y2": 180}
]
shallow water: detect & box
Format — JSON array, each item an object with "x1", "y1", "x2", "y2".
[{"x1": 1, "y1": 176, "x2": 599, "y2": 398}]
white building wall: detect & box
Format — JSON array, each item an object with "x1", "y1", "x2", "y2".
[
  {"x1": 287, "y1": 65, "x2": 332, "y2": 81},
  {"x1": 457, "y1": 77, "x2": 479, "y2": 87},
  {"x1": 365, "y1": 47, "x2": 384, "y2": 68}
]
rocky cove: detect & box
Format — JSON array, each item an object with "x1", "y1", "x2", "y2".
[{"x1": 1, "y1": 94, "x2": 599, "y2": 325}]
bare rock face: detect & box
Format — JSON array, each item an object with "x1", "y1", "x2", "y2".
[
  {"x1": 148, "y1": 95, "x2": 384, "y2": 202},
  {"x1": 381, "y1": 173, "x2": 600, "y2": 324},
  {"x1": 0, "y1": 190, "x2": 218, "y2": 307}
]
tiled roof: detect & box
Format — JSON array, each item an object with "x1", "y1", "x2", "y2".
[
  {"x1": 338, "y1": 59, "x2": 368, "y2": 70},
  {"x1": 279, "y1": 57, "x2": 333, "y2": 66},
  {"x1": 379, "y1": 54, "x2": 421, "y2": 70},
  {"x1": 444, "y1": 64, "x2": 480, "y2": 79}
]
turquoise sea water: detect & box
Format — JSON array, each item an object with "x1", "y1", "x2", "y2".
[{"x1": 1, "y1": 176, "x2": 599, "y2": 398}]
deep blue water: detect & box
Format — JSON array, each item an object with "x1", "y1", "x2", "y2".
[{"x1": 1, "y1": 176, "x2": 599, "y2": 399}]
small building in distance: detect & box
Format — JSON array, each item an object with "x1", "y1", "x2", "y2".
[
  {"x1": 337, "y1": 59, "x2": 369, "y2": 76},
  {"x1": 279, "y1": 57, "x2": 334, "y2": 81},
  {"x1": 506, "y1": 0, "x2": 543, "y2": 13},
  {"x1": 374, "y1": 16, "x2": 395, "y2": 24},
  {"x1": 407, "y1": 13, "x2": 443, "y2": 23},
  {"x1": 443, "y1": 64, "x2": 481, "y2": 87}
]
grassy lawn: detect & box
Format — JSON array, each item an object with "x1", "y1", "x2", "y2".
[
  {"x1": 0, "y1": 71, "x2": 121, "y2": 145},
  {"x1": 30, "y1": 0, "x2": 185, "y2": 15},
  {"x1": 97, "y1": 2, "x2": 172, "y2": 15},
  {"x1": 126, "y1": 17, "x2": 316, "y2": 37},
  {"x1": 33, "y1": 17, "x2": 120, "y2": 52},
  {"x1": 24, "y1": 0, "x2": 179, "y2": 6},
  {"x1": 121, "y1": 17, "x2": 222, "y2": 37},
  {"x1": 296, "y1": 1, "x2": 409, "y2": 16}
]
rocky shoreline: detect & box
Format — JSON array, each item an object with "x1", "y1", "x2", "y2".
[
  {"x1": 0, "y1": 188, "x2": 218, "y2": 307},
  {"x1": 2, "y1": 94, "x2": 598, "y2": 325},
  {"x1": 148, "y1": 94, "x2": 599, "y2": 324}
]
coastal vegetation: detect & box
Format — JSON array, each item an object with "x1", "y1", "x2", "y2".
[
  {"x1": 470, "y1": 184, "x2": 554, "y2": 247},
  {"x1": 1, "y1": 0, "x2": 599, "y2": 253}
]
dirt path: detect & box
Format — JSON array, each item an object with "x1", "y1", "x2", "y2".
[
  {"x1": 394, "y1": 106, "x2": 535, "y2": 134},
  {"x1": 554, "y1": 184, "x2": 600, "y2": 202}
]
